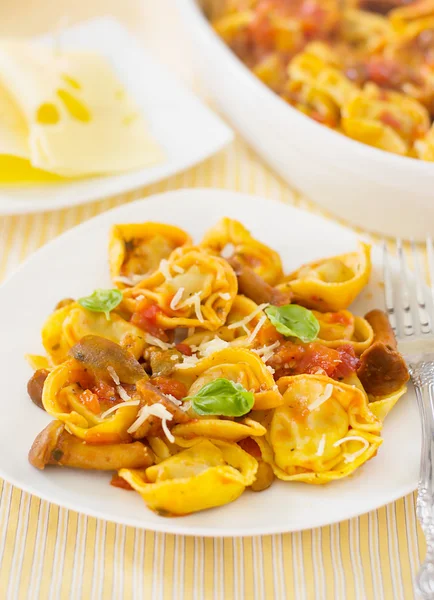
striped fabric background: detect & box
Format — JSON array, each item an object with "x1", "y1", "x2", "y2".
[{"x1": 0, "y1": 135, "x2": 425, "y2": 599}]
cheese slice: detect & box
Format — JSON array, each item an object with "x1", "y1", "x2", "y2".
[{"x1": 0, "y1": 41, "x2": 164, "y2": 177}]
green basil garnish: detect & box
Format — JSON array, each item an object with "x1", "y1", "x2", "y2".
[
  {"x1": 265, "y1": 304, "x2": 319, "y2": 343},
  {"x1": 78, "y1": 289, "x2": 123, "y2": 320},
  {"x1": 187, "y1": 378, "x2": 254, "y2": 417}
]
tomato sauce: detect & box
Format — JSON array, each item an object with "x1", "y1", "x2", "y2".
[
  {"x1": 131, "y1": 302, "x2": 168, "y2": 341},
  {"x1": 150, "y1": 376, "x2": 187, "y2": 400},
  {"x1": 267, "y1": 340, "x2": 359, "y2": 380}
]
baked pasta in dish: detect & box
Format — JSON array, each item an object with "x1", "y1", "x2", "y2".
[
  {"x1": 27, "y1": 218, "x2": 409, "y2": 516},
  {"x1": 210, "y1": 0, "x2": 434, "y2": 160}
]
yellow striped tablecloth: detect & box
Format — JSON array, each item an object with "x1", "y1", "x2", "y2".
[{"x1": 0, "y1": 135, "x2": 424, "y2": 599}]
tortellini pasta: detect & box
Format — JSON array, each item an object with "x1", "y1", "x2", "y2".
[
  {"x1": 314, "y1": 310, "x2": 374, "y2": 355},
  {"x1": 124, "y1": 246, "x2": 237, "y2": 330},
  {"x1": 174, "y1": 348, "x2": 283, "y2": 411},
  {"x1": 342, "y1": 86, "x2": 430, "y2": 155},
  {"x1": 42, "y1": 359, "x2": 141, "y2": 443},
  {"x1": 277, "y1": 242, "x2": 371, "y2": 311},
  {"x1": 201, "y1": 217, "x2": 283, "y2": 285},
  {"x1": 259, "y1": 374, "x2": 382, "y2": 484},
  {"x1": 119, "y1": 439, "x2": 258, "y2": 516},
  {"x1": 109, "y1": 222, "x2": 191, "y2": 288},
  {"x1": 42, "y1": 302, "x2": 146, "y2": 363}
]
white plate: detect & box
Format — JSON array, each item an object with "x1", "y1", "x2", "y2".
[
  {"x1": 0, "y1": 18, "x2": 233, "y2": 215},
  {"x1": 0, "y1": 189, "x2": 420, "y2": 537}
]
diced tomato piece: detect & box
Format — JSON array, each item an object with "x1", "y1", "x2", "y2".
[
  {"x1": 150, "y1": 376, "x2": 188, "y2": 400},
  {"x1": 110, "y1": 474, "x2": 134, "y2": 490},
  {"x1": 333, "y1": 345, "x2": 360, "y2": 379},
  {"x1": 131, "y1": 303, "x2": 168, "y2": 341},
  {"x1": 238, "y1": 437, "x2": 262, "y2": 459},
  {"x1": 92, "y1": 381, "x2": 117, "y2": 403},
  {"x1": 267, "y1": 340, "x2": 359, "y2": 380},
  {"x1": 78, "y1": 389, "x2": 101, "y2": 414},
  {"x1": 175, "y1": 343, "x2": 193, "y2": 356}
]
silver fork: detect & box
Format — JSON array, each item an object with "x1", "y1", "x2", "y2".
[{"x1": 383, "y1": 237, "x2": 434, "y2": 599}]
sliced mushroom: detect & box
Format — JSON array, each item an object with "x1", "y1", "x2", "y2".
[
  {"x1": 27, "y1": 369, "x2": 50, "y2": 409},
  {"x1": 357, "y1": 309, "x2": 409, "y2": 396},
  {"x1": 69, "y1": 335, "x2": 146, "y2": 384},
  {"x1": 131, "y1": 379, "x2": 190, "y2": 438},
  {"x1": 228, "y1": 257, "x2": 292, "y2": 306},
  {"x1": 29, "y1": 421, "x2": 154, "y2": 470}
]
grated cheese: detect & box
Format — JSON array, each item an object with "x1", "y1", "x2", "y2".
[
  {"x1": 144, "y1": 333, "x2": 173, "y2": 351},
  {"x1": 117, "y1": 385, "x2": 131, "y2": 402},
  {"x1": 266, "y1": 365, "x2": 275, "y2": 375},
  {"x1": 221, "y1": 243, "x2": 235, "y2": 258},
  {"x1": 165, "y1": 393, "x2": 182, "y2": 406},
  {"x1": 114, "y1": 274, "x2": 147, "y2": 286},
  {"x1": 228, "y1": 303, "x2": 269, "y2": 330},
  {"x1": 159, "y1": 259, "x2": 172, "y2": 281},
  {"x1": 308, "y1": 383, "x2": 334, "y2": 411},
  {"x1": 316, "y1": 434, "x2": 326, "y2": 457},
  {"x1": 245, "y1": 315, "x2": 267, "y2": 346},
  {"x1": 170, "y1": 287, "x2": 185, "y2": 310},
  {"x1": 172, "y1": 265, "x2": 185, "y2": 274},
  {"x1": 174, "y1": 354, "x2": 200, "y2": 369},
  {"x1": 254, "y1": 341, "x2": 280, "y2": 357},
  {"x1": 100, "y1": 399, "x2": 140, "y2": 419},
  {"x1": 184, "y1": 292, "x2": 204, "y2": 322},
  {"x1": 107, "y1": 366, "x2": 120, "y2": 386},
  {"x1": 170, "y1": 354, "x2": 179, "y2": 360},
  {"x1": 219, "y1": 292, "x2": 231, "y2": 301},
  {"x1": 127, "y1": 402, "x2": 174, "y2": 442},
  {"x1": 253, "y1": 341, "x2": 280, "y2": 364},
  {"x1": 198, "y1": 336, "x2": 230, "y2": 357},
  {"x1": 135, "y1": 294, "x2": 145, "y2": 302},
  {"x1": 333, "y1": 435, "x2": 370, "y2": 463}
]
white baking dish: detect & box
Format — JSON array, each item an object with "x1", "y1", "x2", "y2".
[{"x1": 177, "y1": 0, "x2": 434, "y2": 240}]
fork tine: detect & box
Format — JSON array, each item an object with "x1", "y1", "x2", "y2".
[
  {"x1": 410, "y1": 240, "x2": 432, "y2": 334},
  {"x1": 397, "y1": 238, "x2": 418, "y2": 337},
  {"x1": 382, "y1": 240, "x2": 398, "y2": 335}
]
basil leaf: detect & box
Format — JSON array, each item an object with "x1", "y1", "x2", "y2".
[
  {"x1": 78, "y1": 289, "x2": 123, "y2": 320},
  {"x1": 187, "y1": 378, "x2": 254, "y2": 417},
  {"x1": 265, "y1": 304, "x2": 319, "y2": 343}
]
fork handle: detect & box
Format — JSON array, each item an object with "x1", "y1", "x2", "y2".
[{"x1": 410, "y1": 361, "x2": 434, "y2": 599}]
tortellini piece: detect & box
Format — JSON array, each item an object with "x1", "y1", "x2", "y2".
[
  {"x1": 314, "y1": 309, "x2": 374, "y2": 355},
  {"x1": 174, "y1": 348, "x2": 283, "y2": 411},
  {"x1": 342, "y1": 86, "x2": 430, "y2": 155},
  {"x1": 119, "y1": 439, "x2": 257, "y2": 515},
  {"x1": 201, "y1": 217, "x2": 283, "y2": 285},
  {"x1": 368, "y1": 387, "x2": 407, "y2": 422},
  {"x1": 109, "y1": 223, "x2": 191, "y2": 288},
  {"x1": 340, "y1": 8, "x2": 391, "y2": 52},
  {"x1": 124, "y1": 246, "x2": 238, "y2": 331},
  {"x1": 277, "y1": 242, "x2": 371, "y2": 311},
  {"x1": 287, "y1": 46, "x2": 357, "y2": 112},
  {"x1": 42, "y1": 302, "x2": 146, "y2": 364},
  {"x1": 343, "y1": 373, "x2": 407, "y2": 422},
  {"x1": 182, "y1": 295, "x2": 280, "y2": 351},
  {"x1": 258, "y1": 374, "x2": 382, "y2": 484},
  {"x1": 42, "y1": 360, "x2": 140, "y2": 443}
]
